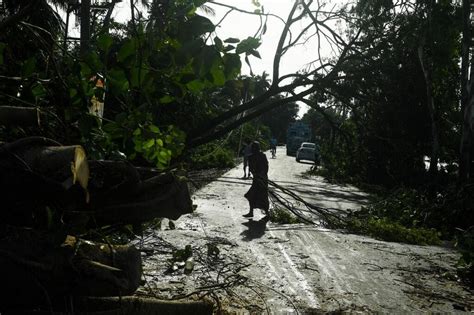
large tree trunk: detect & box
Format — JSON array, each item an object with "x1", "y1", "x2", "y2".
[
  {"x1": 459, "y1": 0, "x2": 474, "y2": 183},
  {"x1": 418, "y1": 44, "x2": 440, "y2": 179},
  {"x1": 459, "y1": 67, "x2": 474, "y2": 183},
  {"x1": 0, "y1": 106, "x2": 41, "y2": 127}
]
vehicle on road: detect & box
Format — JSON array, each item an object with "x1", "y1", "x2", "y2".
[
  {"x1": 296, "y1": 142, "x2": 319, "y2": 164},
  {"x1": 286, "y1": 122, "x2": 312, "y2": 156}
]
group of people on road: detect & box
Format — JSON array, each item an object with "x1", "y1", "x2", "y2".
[{"x1": 239, "y1": 137, "x2": 277, "y2": 218}]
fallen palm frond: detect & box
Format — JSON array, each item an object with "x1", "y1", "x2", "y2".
[{"x1": 267, "y1": 179, "x2": 349, "y2": 228}]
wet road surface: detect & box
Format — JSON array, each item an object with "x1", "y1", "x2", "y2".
[{"x1": 136, "y1": 146, "x2": 473, "y2": 313}]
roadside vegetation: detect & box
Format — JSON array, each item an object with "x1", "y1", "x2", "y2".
[
  {"x1": 1, "y1": 0, "x2": 473, "y2": 311},
  {"x1": 298, "y1": 0, "x2": 474, "y2": 286}
]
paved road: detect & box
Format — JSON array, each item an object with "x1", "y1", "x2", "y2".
[{"x1": 137, "y1": 146, "x2": 473, "y2": 313}]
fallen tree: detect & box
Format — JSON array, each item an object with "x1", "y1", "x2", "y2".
[{"x1": 0, "y1": 134, "x2": 195, "y2": 312}]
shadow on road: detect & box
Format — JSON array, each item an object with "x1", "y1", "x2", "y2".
[{"x1": 240, "y1": 216, "x2": 270, "y2": 241}]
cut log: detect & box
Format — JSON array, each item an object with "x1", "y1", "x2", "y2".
[
  {"x1": 0, "y1": 139, "x2": 90, "y2": 227},
  {"x1": 62, "y1": 235, "x2": 142, "y2": 296},
  {"x1": 88, "y1": 160, "x2": 142, "y2": 206},
  {"x1": 0, "y1": 231, "x2": 142, "y2": 310},
  {"x1": 19, "y1": 145, "x2": 90, "y2": 192},
  {"x1": 93, "y1": 172, "x2": 193, "y2": 225},
  {"x1": 0, "y1": 105, "x2": 41, "y2": 127},
  {"x1": 1, "y1": 138, "x2": 89, "y2": 192}
]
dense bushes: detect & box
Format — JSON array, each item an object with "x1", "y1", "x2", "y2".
[{"x1": 188, "y1": 142, "x2": 236, "y2": 170}]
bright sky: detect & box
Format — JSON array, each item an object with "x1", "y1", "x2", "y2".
[
  {"x1": 208, "y1": 1, "x2": 305, "y2": 78},
  {"x1": 60, "y1": 0, "x2": 347, "y2": 117},
  {"x1": 205, "y1": 0, "x2": 347, "y2": 117}
]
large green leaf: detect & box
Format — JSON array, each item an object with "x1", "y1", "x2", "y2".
[
  {"x1": 235, "y1": 37, "x2": 261, "y2": 54},
  {"x1": 85, "y1": 52, "x2": 103, "y2": 71},
  {"x1": 31, "y1": 83, "x2": 46, "y2": 99},
  {"x1": 108, "y1": 69, "x2": 129, "y2": 93},
  {"x1": 222, "y1": 54, "x2": 242, "y2": 80},
  {"x1": 210, "y1": 61, "x2": 226, "y2": 86},
  {"x1": 185, "y1": 15, "x2": 215, "y2": 36},
  {"x1": 186, "y1": 79, "x2": 206, "y2": 92},
  {"x1": 159, "y1": 95, "x2": 175, "y2": 103},
  {"x1": 214, "y1": 37, "x2": 224, "y2": 51},
  {"x1": 193, "y1": 46, "x2": 220, "y2": 78},
  {"x1": 224, "y1": 38, "x2": 240, "y2": 43},
  {"x1": 80, "y1": 62, "x2": 92, "y2": 79},
  {"x1": 22, "y1": 58, "x2": 37, "y2": 77},
  {"x1": 97, "y1": 33, "x2": 114, "y2": 52},
  {"x1": 118, "y1": 39, "x2": 136, "y2": 62},
  {"x1": 130, "y1": 67, "x2": 148, "y2": 88}
]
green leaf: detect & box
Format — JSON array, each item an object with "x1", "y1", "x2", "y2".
[
  {"x1": 186, "y1": 79, "x2": 206, "y2": 92},
  {"x1": 198, "y1": 46, "x2": 220, "y2": 77},
  {"x1": 118, "y1": 39, "x2": 136, "y2": 62},
  {"x1": 149, "y1": 125, "x2": 160, "y2": 133},
  {"x1": 130, "y1": 67, "x2": 148, "y2": 88},
  {"x1": 133, "y1": 128, "x2": 141, "y2": 136},
  {"x1": 69, "y1": 88, "x2": 78, "y2": 98},
  {"x1": 159, "y1": 95, "x2": 175, "y2": 103},
  {"x1": 224, "y1": 37, "x2": 240, "y2": 43},
  {"x1": 108, "y1": 69, "x2": 129, "y2": 93},
  {"x1": 156, "y1": 139, "x2": 164, "y2": 147},
  {"x1": 214, "y1": 37, "x2": 223, "y2": 51},
  {"x1": 223, "y1": 45, "x2": 235, "y2": 52},
  {"x1": 85, "y1": 52, "x2": 103, "y2": 70},
  {"x1": 186, "y1": 15, "x2": 215, "y2": 36},
  {"x1": 31, "y1": 83, "x2": 46, "y2": 99},
  {"x1": 249, "y1": 49, "x2": 261, "y2": 59},
  {"x1": 210, "y1": 61, "x2": 226, "y2": 85},
  {"x1": 235, "y1": 37, "x2": 261, "y2": 54},
  {"x1": 80, "y1": 62, "x2": 92, "y2": 79},
  {"x1": 143, "y1": 139, "x2": 155, "y2": 149},
  {"x1": 222, "y1": 54, "x2": 242, "y2": 79},
  {"x1": 22, "y1": 57, "x2": 37, "y2": 77},
  {"x1": 97, "y1": 33, "x2": 114, "y2": 52}
]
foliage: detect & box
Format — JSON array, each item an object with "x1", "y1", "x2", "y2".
[
  {"x1": 303, "y1": 0, "x2": 461, "y2": 187},
  {"x1": 347, "y1": 217, "x2": 440, "y2": 245},
  {"x1": 340, "y1": 188, "x2": 440, "y2": 245},
  {"x1": 342, "y1": 183, "x2": 474, "y2": 250},
  {"x1": 0, "y1": 0, "x2": 271, "y2": 170},
  {"x1": 269, "y1": 207, "x2": 302, "y2": 224},
  {"x1": 260, "y1": 98, "x2": 299, "y2": 143},
  {"x1": 189, "y1": 141, "x2": 235, "y2": 170}
]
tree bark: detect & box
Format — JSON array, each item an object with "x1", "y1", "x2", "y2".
[
  {"x1": 459, "y1": 65, "x2": 474, "y2": 183},
  {"x1": 94, "y1": 172, "x2": 193, "y2": 225},
  {"x1": 418, "y1": 43, "x2": 440, "y2": 179},
  {"x1": 0, "y1": 106, "x2": 41, "y2": 127},
  {"x1": 18, "y1": 144, "x2": 89, "y2": 191},
  {"x1": 459, "y1": 0, "x2": 473, "y2": 183}
]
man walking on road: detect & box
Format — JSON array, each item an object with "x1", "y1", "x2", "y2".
[
  {"x1": 243, "y1": 141, "x2": 269, "y2": 217},
  {"x1": 270, "y1": 137, "x2": 277, "y2": 158}
]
